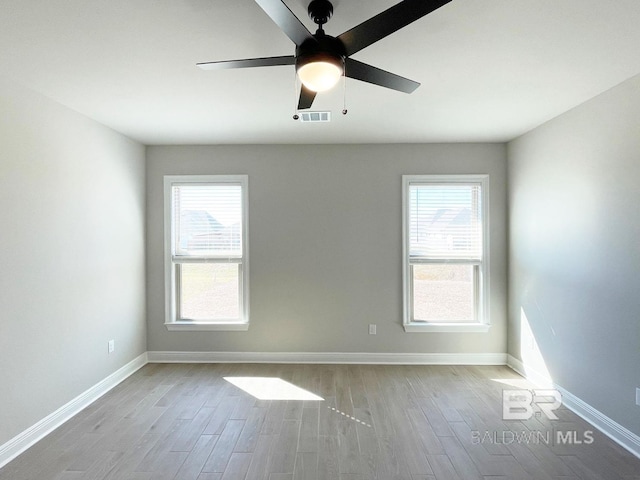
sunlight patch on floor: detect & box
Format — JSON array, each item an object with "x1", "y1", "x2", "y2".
[{"x1": 224, "y1": 377, "x2": 324, "y2": 401}]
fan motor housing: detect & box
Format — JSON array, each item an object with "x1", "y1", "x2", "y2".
[{"x1": 295, "y1": 34, "x2": 345, "y2": 72}]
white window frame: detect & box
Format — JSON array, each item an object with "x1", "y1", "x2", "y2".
[
  {"x1": 402, "y1": 174, "x2": 490, "y2": 333},
  {"x1": 164, "y1": 175, "x2": 249, "y2": 331}
]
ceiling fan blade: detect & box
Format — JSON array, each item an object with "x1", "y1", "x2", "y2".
[
  {"x1": 298, "y1": 85, "x2": 317, "y2": 110},
  {"x1": 337, "y1": 0, "x2": 451, "y2": 56},
  {"x1": 197, "y1": 55, "x2": 295, "y2": 70},
  {"x1": 255, "y1": 0, "x2": 315, "y2": 47},
  {"x1": 345, "y1": 58, "x2": 419, "y2": 93}
]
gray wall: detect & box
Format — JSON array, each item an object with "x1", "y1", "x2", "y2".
[
  {"x1": 0, "y1": 78, "x2": 147, "y2": 445},
  {"x1": 146, "y1": 144, "x2": 507, "y2": 354},
  {"x1": 508, "y1": 74, "x2": 640, "y2": 435}
]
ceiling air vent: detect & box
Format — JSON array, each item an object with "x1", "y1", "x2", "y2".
[{"x1": 299, "y1": 111, "x2": 331, "y2": 123}]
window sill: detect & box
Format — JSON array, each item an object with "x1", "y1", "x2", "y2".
[
  {"x1": 404, "y1": 323, "x2": 491, "y2": 333},
  {"x1": 165, "y1": 322, "x2": 249, "y2": 332}
]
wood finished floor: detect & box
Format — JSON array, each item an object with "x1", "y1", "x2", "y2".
[{"x1": 1, "y1": 363, "x2": 639, "y2": 480}]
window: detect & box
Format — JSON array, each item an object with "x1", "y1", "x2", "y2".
[
  {"x1": 164, "y1": 175, "x2": 249, "y2": 331},
  {"x1": 402, "y1": 175, "x2": 489, "y2": 332}
]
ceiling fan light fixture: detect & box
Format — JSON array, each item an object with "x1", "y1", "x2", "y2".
[
  {"x1": 198, "y1": 0, "x2": 450, "y2": 109},
  {"x1": 296, "y1": 55, "x2": 343, "y2": 92}
]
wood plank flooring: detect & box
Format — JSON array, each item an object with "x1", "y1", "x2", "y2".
[{"x1": 1, "y1": 363, "x2": 639, "y2": 479}]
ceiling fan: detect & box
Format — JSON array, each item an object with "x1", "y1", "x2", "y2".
[{"x1": 197, "y1": 0, "x2": 452, "y2": 111}]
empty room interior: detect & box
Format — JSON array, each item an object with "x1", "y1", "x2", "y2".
[{"x1": 1, "y1": 0, "x2": 639, "y2": 478}]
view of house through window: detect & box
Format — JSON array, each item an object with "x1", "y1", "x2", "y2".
[
  {"x1": 403, "y1": 175, "x2": 489, "y2": 331},
  {"x1": 164, "y1": 176, "x2": 249, "y2": 328}
]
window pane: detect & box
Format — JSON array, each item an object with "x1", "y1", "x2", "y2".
[
  {"x1": 412, "y1": 264, "x2": 475, "y2": 322},
  {"x1": 179, "y1": 263, "x2": 240, "y2": 320},
  {"x1": 409, "y1": 184, "x2": 482, "y2": 260},
  {"x1": 173, "y1": 185, "x2": 242, "y2": 257}
]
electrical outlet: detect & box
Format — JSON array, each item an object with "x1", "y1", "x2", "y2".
[
  {"x1": 108, "y1": 340, "x2": 115, "y2": 354},
  {"x1": 636, "y1": 388, "x2": 640, "y2": 406},
  {"x1": 369, "y1": 324, "x2": 376, "y2": 335}
]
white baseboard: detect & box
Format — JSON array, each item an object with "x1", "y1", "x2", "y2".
[
  {"x1": 147, "y1": 351, "x2": 507, "y2": 365},
  {"x1": 0, "y1": 352, "x2": 148, "y2": 469},
  {"x1": 507, "y1": 354, "x2": 640, "y2": 459},
  {"x1": 504, "y1": 355, "x2": 554, "y2": 388}
]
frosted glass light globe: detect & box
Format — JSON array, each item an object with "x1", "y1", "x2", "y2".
[{"x1": 297, "y1": 61, "x2": 343, "y2": 92}]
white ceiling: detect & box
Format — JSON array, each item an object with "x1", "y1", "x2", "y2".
[{"x1": 1, "y1": 0, "x2": 639, "y2": 145}]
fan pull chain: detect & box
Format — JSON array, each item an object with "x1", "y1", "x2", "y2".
[
  {"x1": 293, "y1": 69, "x2": 299, "y2": 120},
  {"x1": 342, "y1": 59, "x2": 348, "y2": 115}
]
